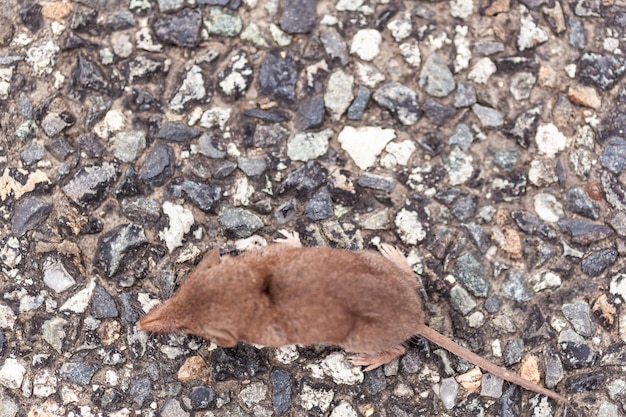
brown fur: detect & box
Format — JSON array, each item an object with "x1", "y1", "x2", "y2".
[{"x1": 137, "y1": 240, "x2": 566, "y2": 403}]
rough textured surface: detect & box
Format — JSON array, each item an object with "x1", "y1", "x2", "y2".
[{"x1": 0, "y1": 0, "x2": 623, "y2": 415}]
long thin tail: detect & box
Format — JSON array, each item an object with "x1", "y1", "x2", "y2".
[{"x1": 419, "y1": 325, "x2": 567, "y2": 403}]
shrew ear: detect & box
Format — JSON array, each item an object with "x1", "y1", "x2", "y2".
[{"x1": 198, "y1": 248, "x2": 221, "y2": 269}]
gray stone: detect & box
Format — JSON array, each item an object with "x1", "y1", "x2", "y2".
[
  {"x1": 12, "y1": 197, "x2": 51, "y2": 237},
  {"x1": 454, "y1": 82, "x2": 476, "y2": 108},
  {"x1": 121, "y1": 198, "x2": 161, "y2": 224},
  {"x1": 484, "y1": 295, "x2": 502, "y2": 313},
  {"x1": 504, "y1": 339, "x2": 523, "y2": 366},
  {"x1": 419, "y1": 55, "x2": 455, "y2": 98},
  {"x1": 287, "y1": 129, "x2": 332, "y2": 162},
  {"x1": 601, "y1": 171, "x2": 626, "y2": 211},
  {"x1": 60, "y1": 362, "x2": 99, "y2": 385},
  {"x1": 198, "y1": 132, "x2": 226, "y2": 158},
  {"x1": 559, "y1": 329, "x2": 595, "y2": 367},
  {"x1": 92, "y1": 286, "x2": 118, "y2": 318},
  {"x1": 558, "y1": 219, "x2": 613, "y2": 245},
  {"x1": 42, "y1": 112, "x2": 71, "y2": 137},
  {"x1": 157, "y1": 0, "x2": 184, "y2": 12},
  {"x1": 607, "y1": 211, "x2": 626, "y2": 238},
  {"x1": 472, "y1": 104, "x2": 504, "y2": 128},
  {"x1": 422, "y1": 99, "x2": 455, "y2": 126},
  {"x1": 219, "y1": 207, "x2": 264, "y2": 238},
  {"x1": 474, "y1": 41, "x2": 504, "y2": 56},
  {"x1": 275, "y1": 199, "x2": 297, "y2": 226},
  {"x1": 139, "y1": 143, "x2": 174, "y2": 186},
  {"x1": 562, "y1": 301, "x2": 594, "y2": 337},
  {"x1": 259, "y1": 50, "x2": 297, "y2": 102},
  {"x1": 347, "y1": 86, "x2": 371, "y2": 120},
  {"x1": 543, "y1": 344, "x2": 564, "y2": 388},
  {"x1": 577, "y1": 52, "x2": 626, "y2": 91},
  {"x1": 296, "y1": 96, "x2": 325, "y2": 130},
  {"x1": 304, "y1": 188, "x2": 334, "y2": 221},
  {"x1": 451, "y1": 195, "x2": 477, "y2": 221},
  {"x1": 204, "y1": 7, "x2": 243, "y2": 37},
  {"x1": 42, "y1": 317, "x2": 67, "y2": 353},
  {"x1": 568, "y1": 16, "x2": 585, "y2": 49},
  {"x1": 278, "y1": 161, "x2": 327, "y2": 197},
  {"x1": 449, "y1": 285, "x2": 476, "y2": 315},
  {"x1": 110, "y1": 131, "x2": 146, "y2": 162},
  {"x1": 494, "y1": 149, "x2": 520, "y2": 171},
  {"x1": 400, "y1": 351, "x2": 422, "y2": 374},
  {"x1": 325, "y1": 70, "x2": 354, "y2": 120},
  {"x1": 357, "y1": 173, "x2": 394, "y2": 192},
  {"x1": 72, "y1": 52, "x2": 109, "y2": 93},
  {"x1": 168, "y1": 179, "x2": 222, "y2": 213},
  {"x1": 156, "y1": 122, "x2": 200, "y2": 142},
  {"x1": 502, "y1": 270, "x2": 533, "y2": 302},
  {"x1": 320, "y1": 30, "x2": 349, "y2": 65},
  {"x1": 510, "y1": 72, "x2": 536, "y2": 101},
  {"x1": 45, "y1": 136, "x2": 74, "y2": 161},
  {"x1": 449, "y1": 123, "x2": 473, "y2": 151},
  {"x1": 62, "y1": 162, "x2": 118, "y2": 209},
  {"x1": 453, "y1": 252, "x2": 489, "y2": 297},
  {"x1": 119, "y1": 293, "x2": 139, "y2": 324},
  {"x1": 581, "y1": 248, "x2": 618, "y2": 277},
  {"x1": 270, "y1": 369, "x2": 291, "y2": 415},
  {"x1": 504, "y1": 106, "x2": 542, "y2": 148},
  {"x1": 279, "y1": 0, "x2": 317, "y2": 34},
  {"x1": 364, "y1": 368, "x2": 386, "y2": 395},
  {"x1": 566, "y1": 188, "x2": 599, "y2": 219},
  {"x1": 237, "y1": 156, "x2": 267, "y2": 176},
  {"x1": 95, "y1": 223, "x2": 148, "y2": 277},
  {"x1": 599, "y1": 138, "x2": 626, "y2": 174},
  {"x1": 161, "y1": 398, "x2": 190, "y2": 417},
  {"x1": 211, "y1": 159, "x2": 238, "y2": 179},
  {"x1": 131, "y1": 376, "x2": 152, "y2": 408},
  {"x1": 190, "y1": 386, "x2": 215, "y2": 410},
  {"x1": 20, "y1": 141, "x2": 45, "y2": 165},
  {"x1": 373, "y1": 82, "x2": 420, "y2": 125},
  {"x1": 480, "y1": 373, "x2": 503, "y2": 398},
  {"x1": 0, "y1": 390, "x2": 19, "y2": 417}
]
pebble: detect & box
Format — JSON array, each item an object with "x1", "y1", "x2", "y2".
[
  {"x1": 357, "y1": 173, "x2": 394, "y2": 192},
  {"x1": 61, "y1": 278, "x2": 96, "y2": 313},
  {"x1": 438, "y1": 377, "x2": 459, "y2": 409},
  {"x1": 42, "y1": 112, "x2": 72, "y2": 137},
  {"x1": 130, "y1": 376, "x2": 153, "y2": 408},
  {"x1": 161, "y1": 398, "x2": 190, "y2": 417},
  {"x1": 11, "y1": 197, "x2": 51, "y2": 237},
  {"x1": 355, "y1": 61, "x2": 385, "y2": 88},
  {"x1": 512, "y1": 210, "x2": 558, "y2": 241},
  {"x1": 400, "y1": 351, "x2": 422, "y2": 374},
  {"x1": 72, "y1": 52, "x2": 109, "y2": 93},
  {"x1": 558, "y1": 219, "x2": 613, "y2": 245},
  {"x1": 443, "y1": 146, "x2": 474, "y2": 185},
  {"x1": 372, "y1": 82, "x2": 420, "y2": 125},
  {"x1": 121, "y1": 198, "x2": 161, "y2": 224},
  {"x1": 159, "y1": 202, "x2": 194, "y2": 252},
  {"x1": 581, "y1": 248, "x2": 617, "y2": 277},
  {"x1": 399, "y1": 39, "x2": 421, "y2": 68},
  {"x1": 448, "y1": 123, "x2": 473, "y2": 151},
  {"x1": 110, "y1": 131, "x2": 146, "y2": 162},
  {"x1": 598, "y1": 401, "x2": 619, "y2": 417},
  {"x1": 26, "y1": 40, "x2": 59, "y2": 76},
  {"x1": 568, "y1": 84, "x2": 602, "y2": 109},
  {"x1": 480, "y1": 373, "x2": 503, "y2": 398},
  {"x1": 45, "y1": 136, "x2": 74, "y2": 161},
  {"x1": 170, "y1": 65, "x2": 206, "y2": 112},
  {"x1": 156, "y1": 122, "x2": 200, "y2": 143},
  {"x1": 329, "y1": 400, "x2": 358, "y2": 417},
  {"x1": 238, "y1": 156, "x2": 267, "y2": 177},
  {"x1": 347, "y1": 86, "x2": 370, "y2": 120},
  {"x1": 325, "y1": 70, "x2": 354, "y2": 120},
  {"x1": 350, "y1": 29, "x2": 381, "y2": 61},
  {"x1": 61, "y1": 162, "x2": 118, "y2": 209},
  {"x1": 299, "y1": 384, "x2": 334, "y2": 412},
  {"x1": 601, "y1": 171, "x2": 626, "y2": 211},
  {"x1": 217, "y1": 52, "x2": 253, "y2": 99},
  {"x1": 502, "y1": 270, "x2": 533, "y2": 302},
  {"x1": 212, "y1": 344, "x2": 267, "y2": 381},
  {"x1": 169, "y1": 179, "x2": 222, "y2": 213},
  {"x1": 533, "y1": 193, "x2": 563, "y2": 223},
  {"x1": 190, "y1": 386, "x2": 215, "y2": 410},
  {"x1": 259, "y1": 50, "x2": 297, "y2": 102},
  {"x1": 599, "y1": 138, "x2": 626, "y2": 174},
  {"x1": 517, "y1": 5, "x2": 549, "y2": 51},
  {"x1": 419, "y1": 55, "x2": 455, "y2": 97},
  {"x1": 219, "y1": 207, "x2": 264, "y2": 238},
  {"x1": 153, "y1": 8, "x2": 202, "y2": 47},
  {"x1": 60, "y1": 362, "x2": 99, "y2": 385},
  {"x1": 279, "y1": 0, "x2": 317, "y2": 34},
  {"x1": 240, "y1": 23, "x2": 269, "y2": 48},
  {"x1": 33, "y1": 369, "x2": 57, "y2": 398},
  {"x1": 43, "y1": 259, "x2": 76, "y2": 293},
  {"x1": 423, "y1": 99, "x2": 455, "y2": 127},
  {"x1": 20, "y1": 141, "x2": 45, "y2": 165},
  {"x1": 607, "y1": 211, "x2": 626, "y2": 238},
  {"x1": 577, "y1": 52, "x2": 626, "y2": 91},
  {"x1": 468, "y1": 57, "x2": 496, "y2": 84},
  {"x1": 296, "y1": 96, "x2": 325, "y2": 130},
  {"x1": 270, "y1": 369, "x2": 292, "y2": 415},
  {"x1": 510, "y1": 72, "x2": 536, "y2": 100},
  {"x1": 287, "y1": 129, "x2": 332, "y2": 162},
  {"x1": 394, "y1": 208, "x2": 427, "y2": 245},
  {"x1": 320, "y1": 30, "x2": 349, "y2": 65},
  {"x1": 450, "y1": 285, "x2": 477, "y2": 315},
  {"x1": 454, "y1": 82, "x2": 477, "y2": 108},
  {"x1": 205, "y1": 7, "x2": 243, "y2": 37},
  {"x1": 338, "y1": 126, "x2": 395, "y2": 169},
  {"x1": 278, "y1": 161, "x2": 327, "y2": 197},
  {"x1": 566, "y1": 371, "x2": 606, "y2": 392},
  {"x1": 562, "y1": 301, "x2": 594, "y2": 337},
  {"x1": 139, "y1": 143, "x2": 175, "y2": 186},
  {"x1": 95, "y1": 223, "x2": 148, "y2": 277},
  {"x1": 244, "y1": 109, "x2": 290, "y2": 123},
  {"x1": 471, "y1": 104, "x2": 504, "y2": 128},
  {"x1": 453, "y1": 252, "x2": 489, "y2": 297},
  {"x1": 304, "y1": 188, "x2": 334, "y2": 221},
  {"x1": 0, "y1": 358, "x2": 26, "y2": 389},
  {"x1": 565, "y1": 187, "x2": 599, "y2": 220},
  {"x1": 92, "y1": 286, "x2": 119, "y2": 319}
]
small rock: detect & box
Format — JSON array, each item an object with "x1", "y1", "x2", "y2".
[
  {"x1": 325, "y1": 70, "x2": 354, "y2": 120},
  {"x1": 43, "y1": 259, "x2": 76, "y2": 293},
  {"x1": 423, "y1": 99, "x2": 455, "y2": 127},
  {"x1": 577, "y1": 52, "x2": 626, "y2": 91},
  {"x1": 599, "y1": 138, "x2": 626, "y2": 174},
  {"x1": 357, "y1": 173, "x2": 394, "y2": 192},
  {"x1": 443, "y1": 147, "x2": 474, "y2": 185},
  {"x1": 239, "y1": 382, "x2": 268, "y2": 408},
  {"x1": 62, "y1": 162, "x2": 118, "y2": 209},
  {"x1": 178, "y1": 356, "x2": 208, "y2": 382},
  {"x1": 439, "y1": 377, "x2": 459, "y2": 409},
  {"x1": 280, "y1": 0, "x2": 317, "y2": 34},
  {"x1": 566, "y1": 187, "x2": 599, "y2": 219},
  {"x1": 110, "y1": 131, "x2": 146, "y2": 162},
  {"x1": 568, "y1": 17, "x2": 585, "y2": 49},
  {"x1": 601, "y1": 171, "x2": 626, "y2": 211},
  {"x1": 558, "y1": 219, "x2": 613, "y2": 245},
  {"x1": 534, "y1": 193, "x2": 563, "y2": 223},
  {"x1": 338, "y1": 126, "x2": 395, "y2": 169},
  {"x1": 568, "y1": 84, "x2": 602, "y2": 109},
  {"x1": 237, "y1": 156, "x2": 267, "y2": 177},
  {"x1": 395, "y1": 208, "x2": 427, "y2": 245},
  {"x1": 347, "y1": 86, "x2": 370, "y2": 120},
  {"x1": 510, "y1": 72, "x2": 536, "y2": 100},
  {"x1": 217, "y1": 52, "x2": 253, "y2": 99},
  {"x1": 562, "y1": 301, "x2": 594, "y2": 337},
  {"x1": 581, "y1": 248, "x2": 618, "y2": 277},
  {"x1": 139, "y1": 143, "x2": 174, "y2": 186},
  {"x1": 504, "y1": 339, "x2": 523, "y2": 366},
  {"x1": 204, "y1": 7, "x2": 243, "y2": 37},
  {"x1": 453, "y1": 253, "x2": 489, "y2": 297},
  {"x1": 169, "y1": 179, "x2": 222, "y2": 213},
  {"x1": 502, "y1": 270, "x2": 533, "y2": 302},
  {"x1": 190, "y1": 386, "x2": 215, "y2": 410},
  {"x1": 419, "y1": 55, "x2": 455, "y2": 97},
  {"x1": 450, "y1": 285, "x2": 477, "y2": 315},
  {"x1": 92, "y1": 286, "x2": 119, "y2": 319},
  {"x1": 566, "y1": 372, "x2": 606, "y2": 392},
  {"x1": 159, "y1": 202, "x2": 195, "y2": 252},
  {"x1": 131, "y1": 376, "x2": 153, "y2": 408},
  {"x1": 607, "y1": 211, "x2": 626, "y2": 238},
  {"x1": 296, "y1": 96, "x2": 325, "y2": 130},
  {"x1": 219, "y1": 207, "x2": 264, "y2": 238},
  {"x1": 350, "y1": 29, "x2": 381, "y2": 61},
  {"x1": 161, "y1": 398, "x2": 190, "y2": 417},
  {"x1": 20, "y1": 142, "x2": 45, "y2": 165},
  {"x1": 373, "y1": 82, "x2": 420, "y2": 125},
  {"x1": 454, "y1": 82, "x2": 477, "y2": 108},
  {"x1": 481, "y1": 374, "x2": 503, "y2": 398},
  {"x1": 153, "y1": 8, "x2": 202, "y2": 47},
  {"x1": 271, "y1": 369, "x2": 291, "y2": 415},
  {"x1": 72, "y1": 52, "x2": 109, "y2": 93},
  {"x1": 121, "y1": 198, "x2": 161, "y2": 224},
  {"x1": 304, "y1": 188, "x2": 334, "y2": 221},
  {"x1": 472, "y1": 104, "x2": 504, "y2": 128},
  {"x1": 95, "y1": 224, "x2": 148, "y2": 277},
  {"x1": 11, "y1": 197, "x2": 51, "y2": 237},
  {"x1": 278, "y1": 161, "x2": 327, "y2": 197},
  {"x1": 156, "y1": 122, "x2": 200, "y2": 143},
  {"x1": 243, "y1": 109, "x2": 290, "y2": 123},
  {"x1": 259, "y1": 50, "x2": 297, "y2": 101},
  {"x1": 320, "y1": 30, "x2": 349, "y2": 65},
  {"x1": 0, "y1": 359, "x2": 26, "y2": 389},
  {"x1": 287, "y1": 129, "x2": 332, "y2": 162},
  {"x1": 170, "y1": 65, "x2": 206, "y2": 112},
  {"x1": 468, "y1": 57, "x2": 497, "y2": 84},
  {"x1": 517, "y1": 5, "x2": 549, "y2": 51}
]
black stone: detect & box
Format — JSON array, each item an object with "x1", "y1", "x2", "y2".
[
  {"x1": 119, "y1": 293, "x2": 140, "y2": 325},
  {"x1": 115, "y1": 167, "x2": 145, "y2": 199},
  {"x1": 100, "y1": 11, "x2": 136, "y2": 32},
  {"x1": 243, "y1": 109, "x2": 291, "y2": 122},
  {"x1": 581, "y1": 248, "x2": 617, "y2": 277},
  {"x1": 20, "y1": 3, "x2": 43, "y2": 33},
  {"x1": 422, "y1": 99, "x2": 456, "y2": 126},
  {"x1": 460, "y1": 223, "x2": 490, "y2": 253},
  {"x1": 62, "y1": 32, "x2": 99, "y2": 50},
  {"x1": 92, "y1": 286, "x2": 119, "y2": 319},
  {"x1": 599, "y1": 137, "x2": 626, "y2": 174},
  {"x1": 85, "y1": 95, "x2": 112, "y2": 130},
  {"x1": 364, "y1": 367, "x2": 386, "y2": 395},
  {"x1": 278, "y1": 161, "x2": 327, "y2": 197},
  {"x1": 60, "y1": 362, "x2": 100, "y2": 385},
  {"x1": 347, "y1": 86, "x2": 371, "y2": 120},
  {"x1": 558, "y1": 219, "x2": 613, "y2": 245},
  {"x1": 139, "y1": 143, "x2": 175, "y2": 186},
  {"x1": 566, "y1": 372, "x2": 605, "y2": 392},
  {"x1": 566, "y1": 187, "x2": 599, "y2": 220},
  {"x1": 211, "y1": 159, "x2": 238, "y2": 179},
  {"x1": 190, "y1": 386, "x2": 216, "y2": 410},
  {"x1": 578, "y1": 52, "x2": 626, "y2": 91},
  {"x1": 61, "y1": 162, "x2": 118, "y2": 209},
  {"x1": 270, "y1": 369, "x2": 291, "y2": 415},
  {"x1": 80, "y1": 217, "x2": 104, "y2": 235},
  {"x1": 152, "y1": 8, "x2": 202, "y2": 47},
  {"x1": 357, "y1": 173, "x2": 394, "y2": 192},
  {"x1": 121, "y1": 198, "x2": 161, "y2": 224},
  {"x1": 279, "y1": 0, "x2": 317, "y2": 34},
  {"x1": 511, "y1": 210, "x2": 558, "y2": 241},
  {"x1": 168, "y1": 178, "x2": 222, "y2": 213},
  {"x1": 304, "y1": 188, "x2": 334, "y2": 221},
  {"x1": 72, "y1": 52, "x2": 109, "y2": 93},
  {"x1": 417, "y1": 133, "x2": 445, "y2": 156},
  {"x1": 493, "y1": 56, "x2": 537, "y2": 73},
  {"x1": 211, "y1": 344, "x2": 267, "y2": 381},
  {"x1": 155, "y1": 122, "x2": 200, "y2": 142},
  {"x1": 95, "y1": 223, "x2": 148, "y2": 277},
  {"x1": 128, "y1": 88, "x2": 163, "y2": 113},
  {"x1": 12, "y1": 197, "x2": 51, "y2": 237},
  {"x1": 259, "y1": 50, "x2": 298, "y2": 102},
  {"x1": 130, "y1": 376, "x2": 152, "y2": 408},
  {"x1": 70, "y1": 5, "x2": 97, "y2": 34},
  {"x1": 296, "y1": 96, "x2": 324, "y2": 130}
]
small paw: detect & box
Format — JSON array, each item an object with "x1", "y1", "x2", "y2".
[
  {"x1": 379, "y1": 244, "x2": 409, "y2": 268},
  {"x1": 275, "y1": 230, "x2": 302, "y2": 247}
]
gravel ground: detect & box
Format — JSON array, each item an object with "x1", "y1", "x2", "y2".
[{"x1": 1, "y1": 0, "x2": 626, "y2": 415}]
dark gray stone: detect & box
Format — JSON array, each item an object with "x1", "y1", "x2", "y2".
[
  {"x1": 373, "y1": 82, "x2": 420, "y2": 125},
  {"x1": 543, "y1": 344, "x2": 564, "y2": 388},
  {"x1": 45, "y1": 136, "x2": 74, "y2": 161},
  {"x1": 451, "y1": 195, "x2": 477, "y2": 222},
  {"x1": 400, "y1": 351, "x2": 422, "y2": 374},
  {"x1": 558, "y1": 219, "x2": 613, "y2": 245},
  {"x1": 357, "y1": 172, "x2": 394, "y2": 192},
  {"x1": 278, "y1": 161, "x2": 327, "y2": 197},
  {"x1": 577, "y1": 52, "x2": 626, "y2": 91},
  {"x1": 562, "y1": 301, "x2": 594, "y2": 337},
  {"x1": 279, "y1": 0, "x2": 317, "y2": 34},
  {"x1": 484, "y1": 295, "x2": 502, "y2": 313},
  {"x1": 60, "y1": 362, "x2": 99, "y2": 385},
  {"x1": 121, "y1": 198, "x2": 161, "y2": 224},
  {"x1": 211, "y1": 159, "x2": 238, "y2": 179},
  {"x1": 139, "y1": 143, "x2": 174, "y2": 186},
  {"x1": 581, "y1": 248, "x2": 617, "y2": 277},
  {"x1": 511, "y1": 210, "x2": 558, "y2": 241},
  {"x1": 259, "y1": 50, "x2": 298, "y2": 102},
  {"x1": 275, "y1": 199, "x2": 297, "y2": 225},
  {"x1": 320, "y1": 30, "x2": 349, "y2": 65},
  {"x1": 566, "y1": 188, "x2": 599, "y2": 220},
  {"x1": 599, "y1": 137, "x2": 626, "y2": 174},
  {"x1": 568, "y1": 16, "x2": 585, "y2": 49},
  {"x1": 559, "y1": 329, "x2": 595, "y2": 368},
  {"x1": 152, "y1": 8, "x2": 202, "y2": 47},
  {"x1": 237, "y1": 156, "x2": 267, "y2": 176},
  {"x1": 130, "y1": 376, "x2": 152, "y2": 408},
  {"x1": 168, "y1": 179, "x2": 222, "y2": 213},
  {"x1": 219, "y1": 207, "x2": 264, "y2": 238},
  {"x1": 190, "y1": 386, "x2": 215, "y2": 410},
  {"x1": 119, "y1": 293, "x2": 139, "y2": 325},
  {"x1": 72, "y1": 52, "x2": 109, "y2": 93},
  {"x1": 460, "y1": 223, "x2": 490, "y2": 254},
  {"x1": 92, "y1": 286, "x2": 119, "y2": 318},
  {"x1": 566, "y1": 372, "x2": 605, "y2": 392},
  {"x1": 270, "y1": 369, "x2": 291, "y2": 415},
  {"x1": 422, "y1": 99, "x2": 455, "y2": 126},
  {"x1": 304, "y1": 188, "x2": 333, "y2": 221},
  {"x1": 601, "y1": 171, "x2": 626, "y2": 211},
  {"x1": 243, "y1": 109, "x2": 290, "y2": 123},
  {"x1": 504, "y1": 339, "x2": 523, "y2": 366},
  {"x1": 95, "y1": 223, "x2": 148, "y2": 277},
  {"x1": 598, "y1": 108, "x2": 626, "y2": 143},
  {"x1": 12, "y1": 197, "x2": 51, "y2": 237},
  {"x1": 296, "y1": 96, "x2": 324, "y2": 130},
  {"x1": 20, "y1": 3, "x2": 43, "y2": 33},
  {"x1": 62, "y1": 162, "x2": 118, "y2": 209},
  {"x1": 364, "y1": 367, "x2": 386, "y2": 395},
  {"x1": 20, "y1": 142, "x2": 45, "y2": 165},
  {"x1": 502, "y1": 270, "x2": 533, "y2": 302},
  {"x1": 504, "y1": 106, "x2": 542, "y2": 148},
  {"x1": 453, "y1": 252, "x2": 489, "y2": 297},
  {"x1": 211, "y1": 344, "x2": 267, "y2": 381},
  {"x1": 156, "y1": 122, "x2": 200, "y2": 142},
  {"x1": 347, "y1": 86, "x2": 371, "y2": 120}
]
